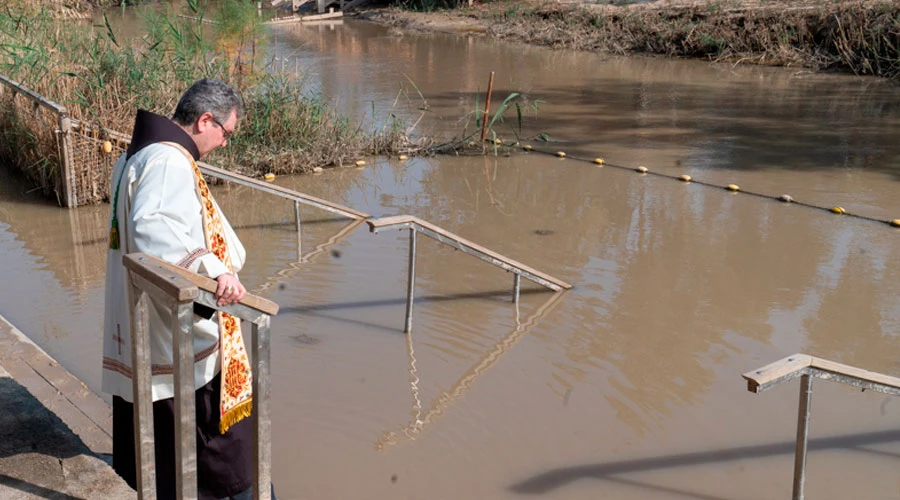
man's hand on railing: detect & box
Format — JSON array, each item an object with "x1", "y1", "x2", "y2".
[{"x1": 215, "y1": 273, "x2": 246, "y2": 306}]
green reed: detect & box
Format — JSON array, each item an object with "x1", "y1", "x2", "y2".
[{"x1": 0, "y1": 0, "x2": 420, "y2": 201}]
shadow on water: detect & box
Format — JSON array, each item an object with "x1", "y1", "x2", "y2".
[{"x1": 508, "y1": 428, "x2": 900, "y2": 496}]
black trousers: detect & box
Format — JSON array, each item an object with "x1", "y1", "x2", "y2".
[{"x1": 112, "y1": 373, "x2": 255, "y2": 500}]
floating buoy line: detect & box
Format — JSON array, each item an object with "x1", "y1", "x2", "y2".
[{"x1": 520, "y1": 145, "x2": 900, "y2": 229}]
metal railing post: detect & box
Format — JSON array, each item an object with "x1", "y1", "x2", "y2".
[
  {"x1": 294, "y1": 201, "x2": 302, "y2": 259},
  {"x1": 792, "y1": 374, "x2": 813, "y2": 500},
  {"x1": 405, "y1": 228, "x2": 417, "y2": 334},
  {"x1": 745, "y1": 354, "x2": 900, "y2": 499},
  {"x1": 173, "y1": 301, "x2": 198, "y2": 499},
  {"x1": 512, "y1": 274, "x2": 521, "y2": 304},
  {"x1": 252, "y1": 316, "x2": 273, "y2": 500}
]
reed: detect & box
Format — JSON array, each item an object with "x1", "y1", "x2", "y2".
[{"x1": 0, "y1": 1, "x2": 424, "y2": 202}]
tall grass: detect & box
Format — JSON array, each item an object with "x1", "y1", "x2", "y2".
[{"x1": 0, "y1": 0, "x2": 421, "y2": 202}]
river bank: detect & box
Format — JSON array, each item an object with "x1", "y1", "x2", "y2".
[
  {"x1": 356, "y1": 0, "x2": 900, "y2": 80},
  {"x1": 0, "y1": 313, "x2": 132, "y2": 498}
]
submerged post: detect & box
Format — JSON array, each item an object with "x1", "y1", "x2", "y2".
[
  {"x1": 793, "y1": 374, "x2": 812, "y2": 500},
  {"x1": 295, "y1": 200, "x2": 302, "y2": 259},
  {"x1": 512, "y1": 274, "x2": 521, "y2": 304},
  {"x1": 57, "y1": 114, "x2": 75, "y2": 208},
  {"x1": 405, "y1": 228, "x2": 417, "y2": 334},
  {"x1": 480, "y1": 71, "x2": 495, "y2": 142}
]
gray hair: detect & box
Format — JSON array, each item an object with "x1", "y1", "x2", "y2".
[{"x1": 172, "y1": 79, "x2": 243, "y2": 126}]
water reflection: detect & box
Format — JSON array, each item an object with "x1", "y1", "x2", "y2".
[{"x1": 375, "y1": 290, "x2": 566, "y2": 450}]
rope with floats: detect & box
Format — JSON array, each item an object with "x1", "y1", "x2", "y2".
[{"x1": 520, "y1": 145, "x2": 900, "y2": 229}]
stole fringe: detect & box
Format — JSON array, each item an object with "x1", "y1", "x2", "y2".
[{"x1": 220, "y1": 398, "x2": 253, "y2": 434}]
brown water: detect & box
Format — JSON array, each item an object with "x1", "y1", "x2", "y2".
[{"x1": 3, "y1": 15, "x2": 900, "y2": 500}]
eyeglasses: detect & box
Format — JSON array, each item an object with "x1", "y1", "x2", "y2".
[{"x1": 211, "y1": 116, "x2": 234, "y2": 141}]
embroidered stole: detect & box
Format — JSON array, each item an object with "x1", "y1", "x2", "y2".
[{"x1": 165, "y1": 142, "x2": 253, "y2": 434}]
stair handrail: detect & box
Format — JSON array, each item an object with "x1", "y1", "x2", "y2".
[
  {"x1": 124, "y1": 253, "x2": 279, "y2": 500},
  {"x1": 743, "y1": 354, "x2": 900, "y2": 500},
  {"x1": 367, "y1": 214, "x2": 571, "y2": 333}
]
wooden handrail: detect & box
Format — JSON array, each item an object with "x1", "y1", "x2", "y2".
[
  {"x1": 367, "y1": 215, "x2": 572, "y2": 292},
  {"x1": 742, "y1": 353, "x2": 900, "y2": 396},
  {"x1": 198, "y1": 161, "x2": 370, "y2": 221},
  {"x1": 743, "y1": 353, "x2": 900, "y2": 500},
  {"x1": 0, "y1": 73, "x2": 68, "y2": 114},
  {"x1": 124, "y1": 253, "x2": 279, "y2": 316},
  {"x1": 124, "y1": 252, "x2": 277, "y2": 500}
]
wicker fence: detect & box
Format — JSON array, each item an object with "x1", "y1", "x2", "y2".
[{"x1": 0, "y1": 73, "x2": 128, "y2": 208}]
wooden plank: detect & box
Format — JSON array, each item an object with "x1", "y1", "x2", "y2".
[
  {"x1": 198, "y1": 161, "x2": 370, "y2": 220},
  {"x1": 0, "y1": 73, "x2": 67, "y2": 113},
  {"x1": 124, "y1": 253, "x2": 279, "y2": 316},
  {"x1": 367, "y1": 215, "x2": 572, "y2": 290},
  {"x1": 301, "y1": 8, "x2": 342, "y2": 21},
  {"x1": 173, "y1": 302, "x2": 198, "y2": 499},
  {"x1": 809, "y1": 357, "x2": 900, "y2": 391},
  {"x1": 123, "y1": 254, "x2": 199, "y2": 303},
  {"x1": 264, "y1": 15, "x2": 304, "y2": 25},
  {"x1": 129, "y1": 290, "x2": 157, "y2": 499},
  {"x1": 742, "y1": 354, "x2": 812, "y2": 393},
  {"x1": 252, "y1": 317, "x2": 273, "y2": 500}
]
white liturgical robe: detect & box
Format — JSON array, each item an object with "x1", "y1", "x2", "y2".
[{"x1": 102, "y1": 143, "x2": 245, "y2": 402}]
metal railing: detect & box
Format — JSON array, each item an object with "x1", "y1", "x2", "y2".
[
  {"x1": 742, "y1": 353, "x2": 900, "y2": 500},
  {"x1": 197, "y1": 161, "x2": 368, "y2": 257},
  {"x1": 124, "y1": 253, "x2": 279, "y2": 500},
  {"x1": 367, "y1": 214, "x2": 572, "y2": 333}
]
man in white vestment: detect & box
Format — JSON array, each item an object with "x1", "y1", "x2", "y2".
[{"x1": 102, "y1": 79, "x2": 273, "y2": 500}]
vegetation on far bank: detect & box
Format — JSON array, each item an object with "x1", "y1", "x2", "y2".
[
  {"x1": 370, "y1": 0, "x2": 900, "y2": 81},
  {"x1": 0, "y1": 0, "x2": 423, "y2": 202}
]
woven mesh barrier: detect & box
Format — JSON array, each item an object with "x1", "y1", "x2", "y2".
[{"x1": 67, "y1": 122, "x2": 130, "y2": 206}]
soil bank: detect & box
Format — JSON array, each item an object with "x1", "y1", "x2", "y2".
[{"x1": 354, "y1": 0, "x2": 900, "y2": 80}]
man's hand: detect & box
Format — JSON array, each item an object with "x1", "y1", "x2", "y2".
[{"x1": 215, "y1": 273, "x2": 245, "y2": 306}]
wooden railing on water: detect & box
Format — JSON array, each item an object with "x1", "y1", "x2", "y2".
[
  {"x1": 367, "y1": 215, "x2": 572, "y2": 333},
  {"x1": 124, "y1": 253, "x2": 279, "y2": 500},
  {"x1": 0, "y1": 73, "x2": 76, "y2": 206},
  {"x1": 743, "y1": 354, "x2": 900, "y2": 500}
]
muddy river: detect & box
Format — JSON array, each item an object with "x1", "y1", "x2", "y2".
[{"x1": 2, "y1": 13, "x2": 900, "y2": 500}]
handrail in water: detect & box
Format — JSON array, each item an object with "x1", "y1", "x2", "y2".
[
  {"x1": 197, "y1": 161, "x2": 369, "y2": 221},
  {"x1": 367, "y1": 214, "x2": 571, "y2": 333},
  {"x1": 743, "y1": 354, "x2": 900, "y2": 500},
  {"x1": 123, "y1": 253, "x2": 278, "y2": 500},
  {"x1": 368, "y1": 215, "x2": 571, "y2": 290}
]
